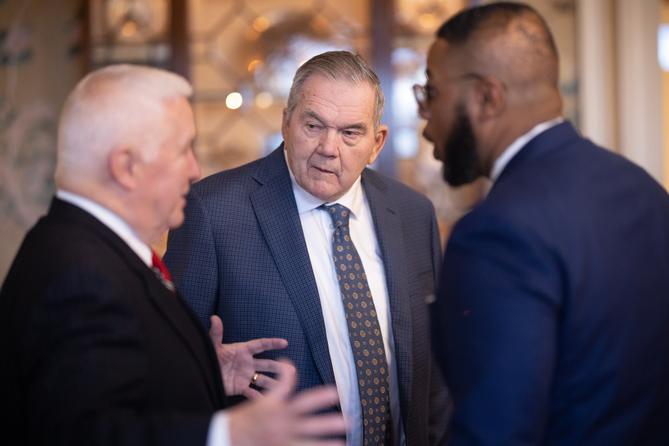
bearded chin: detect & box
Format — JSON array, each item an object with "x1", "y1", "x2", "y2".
[{"x1": 442, "y1": 106, "x2": 483, "y2": 187}]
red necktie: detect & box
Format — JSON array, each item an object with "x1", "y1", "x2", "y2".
[{"x1": 151, "y1": 250, "x2": 175, "y2": 291}]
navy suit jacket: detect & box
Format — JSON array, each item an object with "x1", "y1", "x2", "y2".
[
  {"x1": 0, "y1": 199, "x2": 226, "y2": 446},
  {"x1": 166, "y1": 145, "x2": 450, "y2": 445},
  {"x1": 432, "y1": 122, "x2": 669, "y2": 445}
]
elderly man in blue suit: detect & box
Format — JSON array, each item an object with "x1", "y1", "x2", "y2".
[
  {"x1": 418, "y1": 2, "x2": 669, "y2": 445},
  {"x1": 165, "y1": 51, "x2": 450, "y2": 445}
]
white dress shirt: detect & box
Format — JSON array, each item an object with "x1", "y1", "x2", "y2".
[
  {"x1": 57, "y1": 190, "x2": 152, "y2": 267},
  {"x1": 490, "y1": 117, "x2": 565, "y2": 182},
  {"x1": 56, "y1": 190, "x2": 230, "y2": 446},
  {"x1": 286, "y1": 159, "x2": 404, "y2": 446}
]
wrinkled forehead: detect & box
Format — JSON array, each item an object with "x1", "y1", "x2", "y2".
[{"x1": 298, "y1": 75, "x2": 376, "y2": 116}]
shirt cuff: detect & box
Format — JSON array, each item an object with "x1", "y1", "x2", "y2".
[{"x1": 206, "y1": 410, "x2": 230, "y2": 446}]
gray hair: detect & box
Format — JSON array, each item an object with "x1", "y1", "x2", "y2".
[
  {"x1": 285, "y1": 51, "x2": 384, "y2": 128},
  {"x1": 55, "y1": 64, "x2": 192, "y2": 186}
]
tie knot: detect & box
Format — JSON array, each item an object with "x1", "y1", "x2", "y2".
[
  {"x1": 151, "y1": 250, "x2": 174, "y2": 285},
  {"x1": 322, "y1": 203, "x2": 351, "y2": 228}
]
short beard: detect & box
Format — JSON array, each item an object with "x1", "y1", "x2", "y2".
[{"x1": 442, "y1": 105, "x2": 483, "y2": 187}]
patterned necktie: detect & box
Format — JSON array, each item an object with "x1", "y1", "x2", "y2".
[
  {"x1": 151, "y1": 250, "x2": 175, "y2": 292},
  {"x1": 323, "y1": 203, "x2": 391, "y2": 446}
]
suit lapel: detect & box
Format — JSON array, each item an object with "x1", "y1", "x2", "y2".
[
  {"x1": 249, "y1": 147, "x2": 336, "y2": 385},
  {"x1": 51, "y1": 199, "x2": 226, "y2": 408},
  {"x1": 142, "y1": 272, "x2": 226, "y2": 408},
  {"x1": 362, "y1": 170, "x2": 413, "y2": 418}
]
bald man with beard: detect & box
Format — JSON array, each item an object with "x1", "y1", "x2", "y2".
[{"x1": 417, "y1": 2, "x2": 669, "y2": 445}]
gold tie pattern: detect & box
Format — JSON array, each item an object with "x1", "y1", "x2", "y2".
[{"x1": 323, "y1": 203, "x2": 390, "y2": 446}]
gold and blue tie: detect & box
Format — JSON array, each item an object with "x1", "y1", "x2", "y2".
[{"x1": 323, "y1": 203, "x2": 390, "y2": 446}]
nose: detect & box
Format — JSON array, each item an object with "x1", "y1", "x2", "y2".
[
  {"x1": 188, "y1": 148, "x2": 201, "y2": 183},
  {"x1": 317, "y1": 128, "x2": 339, "y2": 157}
]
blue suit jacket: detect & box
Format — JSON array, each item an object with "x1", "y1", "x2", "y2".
[
  {"x1": 432, "y1": 122, "x2": 669, "y2": 445},
  {"x1": 166, "y1": 146, "x2": 450, "y2": 445}
]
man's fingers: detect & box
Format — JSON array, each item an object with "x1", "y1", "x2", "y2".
[
  {"x1": 244, "y1": 360, "x2": 295, "y2": 392},
  {"x1": 253, "y1": 358, "x2": 291, "y2": 374},
  {"x1": 209, "y1": 315, "x2": 224, "y2": 345},
  {"x1": 292, "y1": 439, "x2": 346, "y2": 446},
  {"x1": 250, "y1": 372, "x2": 278, "y2": 390},
  {"x1": 266, "y1": 358, "x2": 297, "y2": 380},
  {"x1": 246, "y1": 337, "x2": 288, "y2": 354},
  {"x1": 289, "y1": 385, "x2": 340, "y2": 415},
  {"x1": 294, "y1": 413, "x2": 347, "y2": 438},
  {"x1": 241, "y1": 386, "x2": 263, "y2": 400},
  {"x1": 268, "y1": 359, "x2": 297, "y2": 400}
]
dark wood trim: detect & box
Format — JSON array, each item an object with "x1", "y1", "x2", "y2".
[
  {"x1": 370, "y1": 0, "x2": 396, "y2": 178},
  {"x1": 81, "y1": 0, "x2": 91, "y2": 75},
  {"x1": 169, "y1": 0, "x2": 190, "y2": 79}
]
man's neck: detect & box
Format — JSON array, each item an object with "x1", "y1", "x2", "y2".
[
  {"x1": 56, "y1": 189, "x2": 153, "y2": 266},
  {"x1": 489, "y1": 116, "x2": 564, "y2": 182}
]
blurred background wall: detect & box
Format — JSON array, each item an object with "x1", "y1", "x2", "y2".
[
  {"x1": 0, "y1": 0, "x2": 84, "y2": 281},
  {"x1": 1, "y1": 0, "x2": 667, "y2": 283}
]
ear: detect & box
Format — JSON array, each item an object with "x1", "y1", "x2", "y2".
[
  {"x1": 470, "y1": 76, "x2": 506, "y2": 121},
  {"x1": 368, "y1": 124, "x2": 389, "y2": 164},
  {"x1": 108, "y1": 145, "x2": 141, "y2": 190}
]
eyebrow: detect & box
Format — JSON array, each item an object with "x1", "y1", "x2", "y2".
[
  {"x1": 303, "y1": 109, "x2": 368, "y2": 132},
  {"x1": 303, "y1": 110, "x2": 326, "y2": 126},
  {"x1": 344, "y1": 122, "x2": 368, "y2": 132}
]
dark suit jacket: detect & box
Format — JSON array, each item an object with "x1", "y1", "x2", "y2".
[
  {"x1": 0, "y1": 198, "x2": 226, "y2": 446},
  {"x1": 165, "y1": 145, "x2": 450, "y2": 445},
  {"x1": 432, "y1": 122, "x2": 669, "y2": 445}
]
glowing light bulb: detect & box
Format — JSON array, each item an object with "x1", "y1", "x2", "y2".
[{"x1": 226, "y1": 92, "x2": 243, "y2": 110}]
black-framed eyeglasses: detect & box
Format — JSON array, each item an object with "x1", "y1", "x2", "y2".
[{"x1": 413, "y1": 73, "x2": 484, "y2": 117}]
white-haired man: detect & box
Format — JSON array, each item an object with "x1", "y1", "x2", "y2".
[{"x1": 0, "y1": 64, "x2": 346, "y2": 446}]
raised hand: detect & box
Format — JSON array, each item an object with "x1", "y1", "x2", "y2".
[
  {"x1": 228, "y1": 360, "x2": 346, "y2": 446},
  {"x1": 209, "y1": 315, "x2": 289, "y2": 398}
]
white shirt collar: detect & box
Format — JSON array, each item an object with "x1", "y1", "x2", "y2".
[
  {"x1": 56, "y1": 189, "x2": 153, "y2": 267},
  {"x1": 490, "y1": 117, "x2": 564, "y2": 182},
  {"x1": 284, "y1": 149, "x2": 364, "y2": 220}
]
